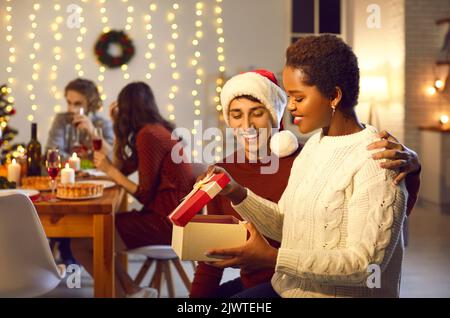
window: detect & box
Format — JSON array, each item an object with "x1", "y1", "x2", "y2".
[{"x1": 291, "y1": 0, "x2": 342, "y2": 43}]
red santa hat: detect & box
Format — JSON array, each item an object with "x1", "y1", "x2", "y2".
[
  {"x1": 220, "y1": 69, "x2": 298, "y2": 158},
  {"x1": 220, "y1": 69, "x2": 286, "y2": 128}
]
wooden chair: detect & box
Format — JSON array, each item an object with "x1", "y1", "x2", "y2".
[{"x1": 125, "y1": 245, "x2": 196, "y2": 298}]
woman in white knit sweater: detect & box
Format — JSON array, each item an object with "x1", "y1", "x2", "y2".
[{"x1": 204, "y1": 35, "x2": 409, "y2": 298}]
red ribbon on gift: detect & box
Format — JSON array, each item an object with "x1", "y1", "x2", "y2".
[{"x1": 168, "y1": 173, "x2": 230, "y2": 227}]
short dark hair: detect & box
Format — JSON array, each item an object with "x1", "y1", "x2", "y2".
[
  {"x1": 232, "y1": 95, "x2": 262, "y2": 104},
  {"x1": 286, "y1": 34, "x2": 360, "y2": 113}
]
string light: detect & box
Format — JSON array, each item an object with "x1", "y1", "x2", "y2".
[
  {"x1": 121, "y1": 0, "x2": 134, "y2": 80},
  {"x1": 214, "y1": 0, "x2": 226, "y2": 122},
  {"x1": 191, "y1": 2, "x2": 205, "y2": 158},
  {"x1": 435, "y1": 79, "x2": 445, "y2": 89},
  {"x1": 27, "y1": 2, "x2": 41, "y2": 121},
  {"x1": 5, "y1": 0, "x2": 15, "y2": 98},
  {"x1": 166, "y1": 4, "x2": 180, "y2": 122},
  {"x1": 214, "y1": 0, "x2": 225, "y2": 159},
  {"x1": 75, "y1": 4, "x2": 86, "y2": 78},
  {"x1": 426, "y1": 86, "x2": 437, "y2": 96},
  {"x1": 144, "y1": 6, "x2": 156, "y2": 80},
  {"x1": 50, "y1": 2, "x2": 64, "y2": 112},
  {"x1": 97, "y1": 0, "x2": 109, "y2": 101}
]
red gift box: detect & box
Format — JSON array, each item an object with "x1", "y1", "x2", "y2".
[{"x1": 168, "y1": 173, "x2": 230, "y2": 227}]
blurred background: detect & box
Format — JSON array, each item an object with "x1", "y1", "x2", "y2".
[{"x1": 0, "y1": 0, "x2": 449, "y2": 297}]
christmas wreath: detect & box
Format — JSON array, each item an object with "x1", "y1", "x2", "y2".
[{"x1": 94, "y1": 30, "x2": 135, "y2": 68}]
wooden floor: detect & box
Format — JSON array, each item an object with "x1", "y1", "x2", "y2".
[
  {"x1": 400, "y1": 200, "x2": 450, "y2": 297},
  {"x1": 42, "y1": 200, "x2": 450, "y2": 298}
]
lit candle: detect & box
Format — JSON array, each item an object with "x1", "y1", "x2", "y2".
[
  {"x1": 7, "y1": 159, "x2": 21, "y2": 185},
  {"x1": 61, "y1": 163, "x2": 75, "y2": 185},
  {"x1": 68, "y1": 152, "x2": 81, "y2": 171}
]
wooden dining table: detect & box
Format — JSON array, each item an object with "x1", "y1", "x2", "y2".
[{"x1": 33, "y1": 183, "x2": 127, "y2": 298}]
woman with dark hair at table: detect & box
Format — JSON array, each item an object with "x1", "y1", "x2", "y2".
[{"x1": 71, "y1": 82, "x2": 194, "y2": 297}]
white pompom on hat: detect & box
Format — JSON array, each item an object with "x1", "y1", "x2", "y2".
[
  {"x1": 270, "y1": 130, "x2": 299, "y2": 158},
  {"x1": 220, "y1": 69, "x2": 299, "y2": 158}
]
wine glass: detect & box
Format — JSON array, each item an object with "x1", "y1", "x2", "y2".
[
  {"x1": 46, "y1": 148, "x2": 61, "y2": 202},
  {"x1": 92, "y1": 127, "x2": 103, "y2": 151},
  {"x1": 71, "y1": 108, "x2": 84, "y2": 153},
  {"x1": 73, "y1": 107, "x2": 84, "y2": 128},
  {"x1": 70, "y1": 128, "x2": 83, "y2": 156}
]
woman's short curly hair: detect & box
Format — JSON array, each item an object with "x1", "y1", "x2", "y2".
[
  {"x1": 285, "y1": 34, "x2": 360, "y2": 113},
  {"x1": 65, "y1": 78, "x2": 102, "y2": 114}
]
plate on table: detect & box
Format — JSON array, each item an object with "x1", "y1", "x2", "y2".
[
  {"x1": 56, "y1": 193, "x2": 103, "y2": 201},
  {"x1": 81, "y1": 180, "x2": 116, "y2": 189},
  {"x1": 82, "y1": 169, "x2": 108, "y2": 177},
  {"x1": 0, "y1": 189, "x2": 40, "y2": 200}
]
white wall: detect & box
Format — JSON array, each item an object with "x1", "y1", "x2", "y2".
[
  {"x1": 350, "y1": 0, "x2": 406, "y2": 142},
  {"x1": 0, "y1": 0, "x2": 290, "y2": 148}
]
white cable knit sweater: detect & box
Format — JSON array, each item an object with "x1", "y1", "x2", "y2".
[{"x1": 232, "y1": 125, "x2": 407, "y2": 298}]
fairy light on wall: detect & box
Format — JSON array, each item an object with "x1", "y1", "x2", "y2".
[
  {"x1": 5, "y1": 0, "x2": 15, "y2": 105},
  {"x1": 213, "y1": 0, "x2": 225, "y2": 160},
  {"x1": 214, "y1": 0, "x2": 226, "y2": 122},
  {"x1": 121, "y1": 0, "x2": 134, "y2": 81},
  {"x1": 144, "y1": 3, "x2": 157, "y2": 80},
  {"x1": 97, "y1": 0, "x2": 110, "y2": 101},
  {"x1": 26, "y1": 2, "x2": 42, "y2": 123},
  {"x1": 50, "y1": 2, "x2": 64, "y2": 113},
  {"x1": 98, "y1": 0, "x2": 109, "y2": 33},
  {"x1": 75, "y1": 4, "x2": 87, "y2": 78},
  {"x1": 191, "y1": 2, "x2": 205, "y2": 159},
  {"x1": 166, "y1": 4, "x2": 180, "y2": 123}
]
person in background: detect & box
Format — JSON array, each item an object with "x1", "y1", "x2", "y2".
[
  {"x1": 191, "y1": 66, "x2": 421, "y2": 297},
  {"x1": 71, "y1": 82, "x2": 194, "y2": 297},
  {"x1": 45, "y1": 78, "x2": 114, "y2": 266},
  {"x1": 46, "y1": 78, "x2": 114, "y2": 161}
]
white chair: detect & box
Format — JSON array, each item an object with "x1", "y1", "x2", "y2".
[{"x1": 0, "y1": 193, "x2": 65, "y2": 297}]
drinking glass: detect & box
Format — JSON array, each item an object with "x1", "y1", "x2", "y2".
[
  {"x1": 46, "y1": 149, "x2": 61, "y2": 202},
  {"x1": 92, "y1": 127, "x2": 103, "y2": 151}
]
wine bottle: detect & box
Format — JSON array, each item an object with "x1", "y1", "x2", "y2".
[{"x1": 27, "y1": 123, "x2": 42, "y2": 176}]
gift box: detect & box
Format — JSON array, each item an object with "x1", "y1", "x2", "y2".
[
  {"x1": 168, "y1": 173, "x2": 248, "y2": 261},
  {"x1": 169, "y1": 173, "x2": 230, "y2": 227}
]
